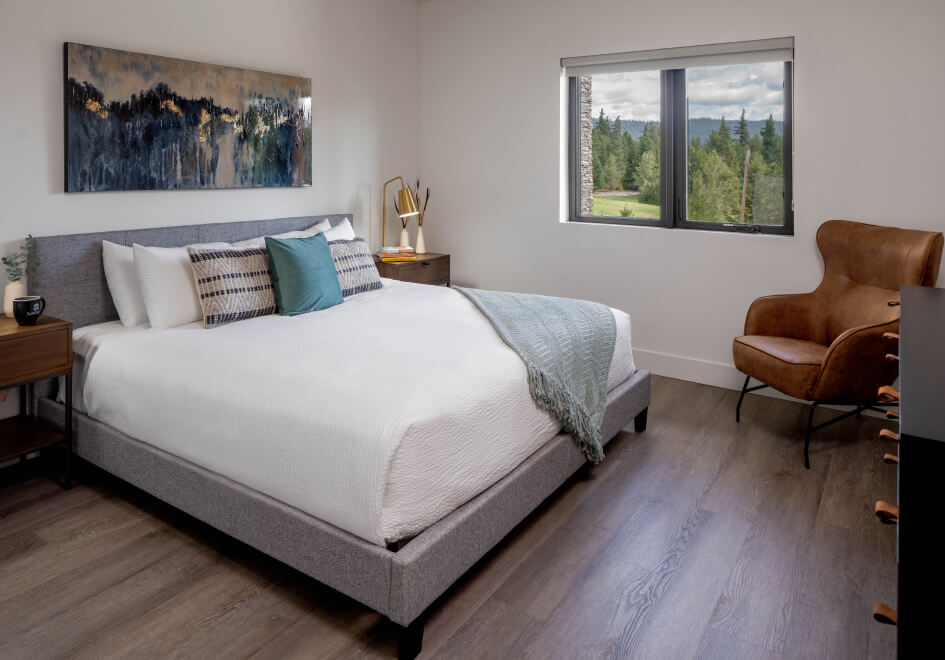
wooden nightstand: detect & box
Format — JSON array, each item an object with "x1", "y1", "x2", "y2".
[
  {"x1": 0, "y1": 315, "x2": 73, "y2": 488},
  {"x1": 374, "y1": 253, "x2": 450, "y2": 286}
]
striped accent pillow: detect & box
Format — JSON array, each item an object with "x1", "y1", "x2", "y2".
[
  {"x1": 329, "y1": 238, "x2": 382, "y2": 297},
  {"x1": 186, "y1": 246, "x2": 278, "y2": 328}
]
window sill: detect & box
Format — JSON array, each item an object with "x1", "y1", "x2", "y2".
[{"x1": 566, "y1": 216, "x2": 794, "y2": 237}]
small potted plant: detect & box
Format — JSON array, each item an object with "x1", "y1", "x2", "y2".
[{"x1": 3, "y1": 235, "x2": 39, "y2": 317}]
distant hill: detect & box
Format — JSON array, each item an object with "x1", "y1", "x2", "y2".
[{"x1": 594, "y1": 117, "x2": 783, "y2": 143}]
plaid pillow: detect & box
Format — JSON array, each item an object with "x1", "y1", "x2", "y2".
[
  {"x1": 187, "y1": 246, "x2": 277, "y2": 328},
  {"x1": 329, "y1": 238, "x2": 382, "y2": 297}
]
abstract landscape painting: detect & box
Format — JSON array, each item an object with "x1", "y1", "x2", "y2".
[{"x1": 64, "y1": 43, "x2": 312, "y2": 192}]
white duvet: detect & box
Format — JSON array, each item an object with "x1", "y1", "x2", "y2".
[{"x1": 73, "y1": 279, "x2": 634, "y2": 545}]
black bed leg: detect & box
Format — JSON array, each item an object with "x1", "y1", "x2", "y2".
[
  {"x1": 634, "y1": 407, "x2": 648, "y2": 433},
  {"x1": 396, "y1": 618, "x2": 424, "y2": 659}
]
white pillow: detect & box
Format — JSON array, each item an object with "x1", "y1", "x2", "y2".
[
  {"x1": 231, "y1": 219, "x2": 332, "y2": 248},
  {"x1": 133, "y1": 244, "x2": 204, "y2": 329},
  {"x1": 102, "y1": 241, "x2": 149, "y2": 327},
  {"x1": 324, "y1": 218, "x2": 356, "y2": 241}
]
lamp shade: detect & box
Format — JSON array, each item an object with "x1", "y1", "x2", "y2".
[{"x1": 397, "y1": 187, "x2": 420, "y2": 217}]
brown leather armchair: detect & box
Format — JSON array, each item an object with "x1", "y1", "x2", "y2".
[{"x1": 733, "y1": 220, "x2": 943, "y2": 468}]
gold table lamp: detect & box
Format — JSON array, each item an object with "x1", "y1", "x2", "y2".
[{"x1": 382, "y1": 177, "x2": 419, "y2": 247}]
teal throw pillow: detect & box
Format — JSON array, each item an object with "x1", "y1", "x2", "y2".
[{"x1": 265, "y1": 234, "x2": 344, "y2": 315}]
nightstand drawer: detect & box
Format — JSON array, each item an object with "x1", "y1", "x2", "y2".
[
  {"x1": 397, "y1": 257, "x2": 450, "y2": 284},
  {"x1": 0, "y1": 327, "x2": 71, "y2": 384}
]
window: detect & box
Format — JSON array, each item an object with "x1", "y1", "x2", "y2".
[{"x1": 565, "y1": 38, "x2": 793, "y2": 234}]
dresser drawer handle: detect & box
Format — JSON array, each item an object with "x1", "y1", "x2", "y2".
[
  {"x1": 879, "y1": 429, "x2": 899, "y2": 443},
  {"x1": 882, "y1": 453, "x2": 899, "y2": 465},
  {"x1": 874, "y1": 500, "x2": 898, "y2": 525},
  {"x1": 886, "y1": 410, "x2": 899, "y2": 420},
  {"x1": 883, "y1": 332, "x2": 899, "y2": 341},
  {"x1": 421, "y1": 261, "x2": 432, "y2": 266},
  {"x1": 885, "y1": 353, "x2": 899, "y2": 362},
  {"x1": 873, "y1": 603, "x2": 897, "y2": 625},
  {"x1": 877, "y1": 385, "x2": 899, "y2": 402}
]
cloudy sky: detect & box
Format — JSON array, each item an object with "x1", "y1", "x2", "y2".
[{"x1": 591, "y1": 62, "x2": 784, "y2": 122}]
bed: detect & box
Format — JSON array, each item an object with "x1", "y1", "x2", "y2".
[{"x1": 31, "y1": 214, "x2": 651, "y2": 658}]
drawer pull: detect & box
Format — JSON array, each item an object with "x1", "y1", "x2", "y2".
[
  {"x1": 422, "y1": 261, "x2": 431, "y2": 266},
  {"x1": 874, "y1": 500, "x2": 899, "y2": 525},
  {"x1": 883, "y1": 332, "x2": 899, "y2": 341},
  {"x1": 882, "y1": 453, "x2": 899, "y2": 465},
  {"x1": 886, "y1": 410, "x2": 899, "y2": 420},
  {"x1": 887, "y1": 299, "x2": 900, "y2": 307},
  {"x1": 885, "y1": 353, "x2": 899, "y2": 362},
  {"x1": 873, "y1": 603, "x2": 897, "y2": 625},
  {"x1": 879, "y1": 429, "x2": 899, "y2": 443},
  {"x1": 877, "y1": 385, "x2": 899, "y2": 402}
]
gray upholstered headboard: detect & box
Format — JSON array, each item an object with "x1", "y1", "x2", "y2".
[{"x1": 30, "y1": 214, "x2": 351, "y2": 328}]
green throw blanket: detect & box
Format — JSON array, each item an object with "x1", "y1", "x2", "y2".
[{"x1": 454, "y1": 287, "x2": 616, "y2": 464}]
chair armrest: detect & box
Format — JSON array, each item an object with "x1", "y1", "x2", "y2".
[
  {"x1": 810, "y1": 320, "x2": 900, "y2": 402},
  {"x1": 743, "y1": 293, "x2": 816, "y2": 339}
]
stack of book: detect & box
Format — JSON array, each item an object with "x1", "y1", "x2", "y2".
[{"x1": 377, "y1": 246, "x2": 416, "y2": 262}]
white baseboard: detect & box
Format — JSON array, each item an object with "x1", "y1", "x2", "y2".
[
  {"x1": 633, "y1": 348, "x2": 745, "y2": 391},
  {"x1": 632, "y1": 347, "x2": 889, "y2": 416}
]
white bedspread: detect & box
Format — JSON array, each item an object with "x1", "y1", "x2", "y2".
[{"x1": 74, "y1": 280, "x2": 634, "y2": 545}]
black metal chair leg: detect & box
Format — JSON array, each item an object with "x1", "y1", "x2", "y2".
[
  {"x1": 736, "y1": 375, "x2": 751, "y2": 423},
  {"x1": 804, "y1": 402, "x2": 817, "y2": 470}
]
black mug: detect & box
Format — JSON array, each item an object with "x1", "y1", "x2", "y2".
[{"x1": 13, "y1": 296, "x2": 45, "y2": 326}]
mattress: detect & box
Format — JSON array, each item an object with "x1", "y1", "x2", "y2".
[{"x1": 70, "y1": 279, "x2": 635, "y2": 545}]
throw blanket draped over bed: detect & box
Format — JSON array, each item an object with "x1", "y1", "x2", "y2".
[{"x1": 454, "y1": 287, "x2": 617, "y2": 463}]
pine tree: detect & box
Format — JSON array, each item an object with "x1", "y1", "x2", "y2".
[
  {"x1": 602, "y1": 154, "x2": 622, "y2": 191},
  {"x1": 622, "y1": 133, "x2": 639, "y2": 190},
  {"x1": 636, "y1": 150, "x2": 660, "y2": 204},
  {"x1": 736, "y1": 109, "x2": 750, "y2": 149},
  {"x1": 761, "y1": 114, "x2": 778, "y2": 166},
  {"x1": 597, "y1": 109, "x2": 610, "y2": 138},
  {"x1": 707, "y1": 117, "x2": 734, "y2": 168},
  {"x1": 640, "y1": 122, "x2": 660, "y2": 153},
  {"x1": 688, "y1": 150, "x2": 739, "y2": 222},
  {"x1": 613, "y1": 116, "x2": 622, "y2": 136}
]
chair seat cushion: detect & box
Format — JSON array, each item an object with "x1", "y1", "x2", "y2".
[{"x1": 733, "y1": 335, "x2": 828, "y2": 400}]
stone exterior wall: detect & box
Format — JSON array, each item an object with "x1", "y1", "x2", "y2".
[{"x1": 579, "y1": 76, "x2": 594, "y2": 217}]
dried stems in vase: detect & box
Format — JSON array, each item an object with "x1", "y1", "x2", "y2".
[
  {"x1": 414, "y1": 178, "x2": 430, "y2": 227},
  {"x1": 393, "y1": 180, "x2": 431, "y2": 228}
]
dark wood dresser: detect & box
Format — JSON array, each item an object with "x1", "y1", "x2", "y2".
[{"x1": 896, "y1": 285, "x2": 945, "y2": 655}]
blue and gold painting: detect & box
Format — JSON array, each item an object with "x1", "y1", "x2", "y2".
[{"x1": 64, "y1": 43, "x2": 312, "y2": 192}]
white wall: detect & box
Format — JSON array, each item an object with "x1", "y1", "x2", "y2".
[
  {"x1": 0, "y1": 0, "x2": 420, "y2": 417},
  {"x1": 419, "y1": 0, "x2": 945, "y2": 389}
]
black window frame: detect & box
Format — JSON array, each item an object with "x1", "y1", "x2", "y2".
[{"x1": 568, "y1": 62, "x2": 794, "y2": 235}]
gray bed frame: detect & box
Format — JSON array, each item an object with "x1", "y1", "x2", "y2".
[{"x1": 30, "y1": 214, "x2": 651, "y2": 658}]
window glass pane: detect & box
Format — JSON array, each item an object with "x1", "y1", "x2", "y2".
[
  {"x1": 578, "y1": 71, "x2": 661, "y2": 220},
  {"x1": 685, "y1": 62, "x2": 785, "y2": 225}
]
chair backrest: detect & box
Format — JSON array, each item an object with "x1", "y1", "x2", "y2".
[{"x1": 813, "y1": 220, "x2": 943, "y2": 345}]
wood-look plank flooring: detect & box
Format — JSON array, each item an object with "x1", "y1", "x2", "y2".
[{"x1": 0, "y1": 376, "x2": 898, "y2": 659}]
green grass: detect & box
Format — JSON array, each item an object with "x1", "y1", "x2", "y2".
[{"x1": 591, "y1": 193, "x2": 661, "y2": 220}]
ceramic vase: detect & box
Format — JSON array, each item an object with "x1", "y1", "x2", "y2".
[
  {"x1": 415, "y1": 226, "x2": 427, "y2": 254},
  {"x1": 399, "y1": 227, "x2": 410, "y2": 248},
  {"x1": 3, "y1": 280, "x2": 26, "y2": 317}
]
